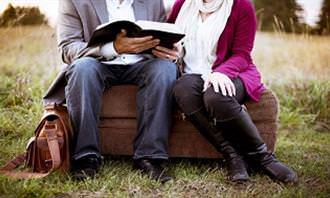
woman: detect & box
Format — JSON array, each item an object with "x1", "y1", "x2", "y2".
[{"x1": 152, "y1": 0, "x2": 298, "y2": 183}]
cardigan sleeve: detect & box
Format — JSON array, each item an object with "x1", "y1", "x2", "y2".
[
  {"x1": 167, "y1": 0, "x2": 185, "y2": 23},
  {"x1": 213, "y1": 1, "x2": 257, "y2": 78}
]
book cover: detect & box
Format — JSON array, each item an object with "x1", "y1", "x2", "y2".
[{"x1": 87, "y1": 20, "x2": 185, "y2": 51}]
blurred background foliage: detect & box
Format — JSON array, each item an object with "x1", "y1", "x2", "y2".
[
  {"x1": 0, "y1": 3, "x2": 46, "y2": 27},
  {"x1": 254, "y1": 0, "x2": 304, "y2": 33},
  {"x1": 317, "y1": 0, "x2": 330, "y2": 34},
  {"x1": 0, "y1": 0, "x2": 329, "y2": 35},
  {"x1": 254, "y1": 0, "x2": 330, "y2": 35}
]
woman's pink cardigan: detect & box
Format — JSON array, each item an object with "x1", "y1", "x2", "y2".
[{"x1": 168, "y1": 0, "x2": 265, "y2": 102}]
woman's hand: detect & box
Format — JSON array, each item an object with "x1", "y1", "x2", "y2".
[
  {"x1": 203, "y1": 72, "x2": 236, "y2": 97},
  {"x1": 152, "y1": 43, "x2": 183, "y2": 62}
]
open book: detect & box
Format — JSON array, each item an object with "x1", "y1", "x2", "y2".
[{"x1": 87, "y1": 20, "x2": 185, "y2": 50}]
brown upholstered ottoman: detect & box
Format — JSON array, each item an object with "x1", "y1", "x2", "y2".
[{"x1": 99, "y1": 85, "x2": 278, "y2": 158}]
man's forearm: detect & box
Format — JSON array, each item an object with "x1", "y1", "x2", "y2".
[{"x1": 59, "y1": 41, "x2": 102, "y2": 65}]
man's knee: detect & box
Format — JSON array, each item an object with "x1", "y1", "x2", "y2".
[
  {"x1": 145, "y1": 59, "x2": 177, "y2": 84},
  {"x1": 68, "y1": 57, "x2": 102, "y2": 77}
]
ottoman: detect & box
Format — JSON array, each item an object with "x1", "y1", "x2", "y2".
[{"x1": 99, "y1": 85, "x2": 279, "y2": 158}]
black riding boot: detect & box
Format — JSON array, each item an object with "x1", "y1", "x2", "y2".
[
  {"x1": 187, "y1": 109, "x2": 249, "y2": 182},
  {"x1": 216, "y1": 109, "x2": 298, "y2": 184}
]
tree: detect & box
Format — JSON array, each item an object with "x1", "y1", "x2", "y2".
[
  {"x1": 0, "y1": 4, "x2": 47, "y2": 27},
  {"x1": 317, "y1": 0, "x2": 330, "y2": 35},
  {"x1": 0, "y1": 4, "x2": 17, "y2": 26},
  {"x1": 15, "y1": 7, "x2": 47, "y2": 25},
  {"x1": 253, "y1": 0, "x2": 303, "y2": 33}
]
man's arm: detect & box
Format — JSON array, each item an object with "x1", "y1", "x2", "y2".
[
  {"x1": 58, "y1": 0, "x2": 165, "y2": 64},
  {"x1": 158, "y1": 0, "x2": 167, "y2": 22},
  {"x1": 57, "y1": 0, "x2": 102, "y2": 65}
]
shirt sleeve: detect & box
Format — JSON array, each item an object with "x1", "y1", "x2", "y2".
[{"x1": 100, "y1": 42, "x2": 119, "y2": 60}]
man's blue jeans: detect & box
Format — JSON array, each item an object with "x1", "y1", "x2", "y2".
[{"x1": 65, "y1": 57, "x2": 178, "y2": 161}]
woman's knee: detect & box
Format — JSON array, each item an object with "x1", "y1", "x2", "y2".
[
  {"x1": 203, "y1": 88, "x2": 242, "y2": 120},
  {"x1": 172, "y1": 75, "x2": 201, "y2": 98},
  {"x1": 172, "y1": 75, "x2": 204, "y2": 114}
]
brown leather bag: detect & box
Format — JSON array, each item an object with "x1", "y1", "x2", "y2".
[{"x1": 0, "y1": 104, "x2": 73, "y2": 179}]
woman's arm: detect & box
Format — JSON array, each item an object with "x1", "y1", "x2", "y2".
[{"x1": 213, "y1": 1, "x2": 257, "y2": 79}]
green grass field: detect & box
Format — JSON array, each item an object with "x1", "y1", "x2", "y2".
[{"x1": 0, "y1": 26, "x2": 329, "y2": 197}]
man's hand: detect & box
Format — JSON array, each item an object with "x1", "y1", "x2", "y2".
[
  {"x1": 203, "y1": 72, "x2": 236, "y2": 97},
  {"x1": 114, "y1": 29, "x2": 160, "y2": 54},
  {"x1": 152, "y1": 43, "x2": 183, "y2": 62}
]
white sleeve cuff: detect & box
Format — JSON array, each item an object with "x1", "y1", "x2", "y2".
[{"x1": 100, "y1": 42, "x2": 119, "y2": 60}]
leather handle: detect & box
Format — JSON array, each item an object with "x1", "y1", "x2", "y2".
[{"x1": 44, "y1": 121, "x2": 62, "y2": 171}]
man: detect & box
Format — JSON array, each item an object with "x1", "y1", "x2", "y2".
[{"x1": 43, "y1": 0, "x2": 179, "y2": 182}]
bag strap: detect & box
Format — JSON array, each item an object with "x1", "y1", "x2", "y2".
[
  {"x1": 0, "y1": 153, "x2": 26, "y2": 172},
  {"x1": 44, "y1": 121, "x2": 61, "y2": 170},
  {"x1": 0, "y1": 154, "x2": 51, "y2": 179},
  {"x1": 0, "y1": 121, "x2": 62, "y2": 179}
]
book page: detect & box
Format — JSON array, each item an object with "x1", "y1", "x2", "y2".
[
  {"x1": 96, "y1": 19, "x2": 135, "y2": 30},
  {"x1": 136, "y1": 20, "x2": 183, "y2": 34},
  {"x1": 96, "y1": 21, "x2": 112, "y2": 30}
]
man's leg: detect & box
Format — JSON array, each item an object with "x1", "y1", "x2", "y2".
[
  {"x1": 121, "y1": 58, "x2": 177, "y2": 182},
  {"x1": 65, "y1": 57, "x2": 118, "y2": 179}
]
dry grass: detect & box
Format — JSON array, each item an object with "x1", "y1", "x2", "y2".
[
  {"x1": 0, "y1": 26, "x2": 60, "y2": 82},
  {"x1": 1, "y1": 26, "x2": 329, "y2": 87},
  {"x1": 254, "y1": 32, "x2": 330, "y2": 85}
]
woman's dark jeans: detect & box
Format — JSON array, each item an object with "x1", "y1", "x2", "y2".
[{"x1": 172, "y1": 74, "x2": 247, "y2": 121}]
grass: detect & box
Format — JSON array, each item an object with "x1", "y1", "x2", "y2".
[
  {"x1": 254, "y1": 32, "x2": 330, "y2": 83},
  {"x1": 0, "y1": 26, "x2": 329, "y2": 197}
]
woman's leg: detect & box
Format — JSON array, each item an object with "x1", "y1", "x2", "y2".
[
  {"x1": 204, "y1": 78, "x2": 298, "y2": 184},
  {"x1": 172, "y1": 74, "x2": 249, "y2": 182}
]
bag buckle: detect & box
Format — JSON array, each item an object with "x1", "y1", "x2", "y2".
[{"x1": 45, "y1": 159, "x2": 52, "y2": 168}]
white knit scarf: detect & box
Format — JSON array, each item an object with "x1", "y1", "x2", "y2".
[{"x1": 175, "y1": 0, "x2": 234, "y2": 73}]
